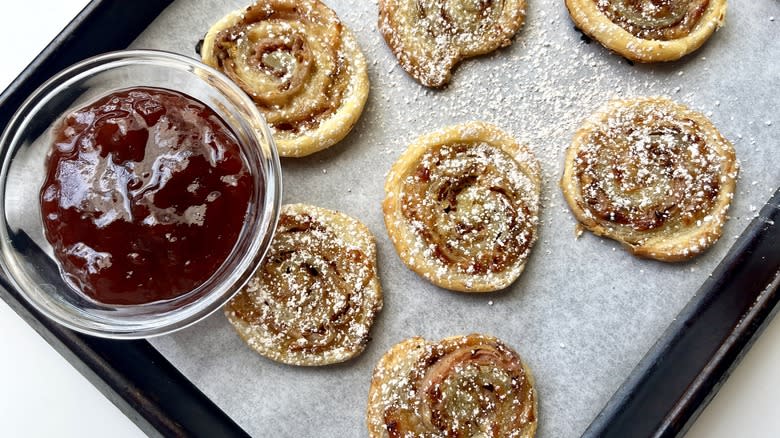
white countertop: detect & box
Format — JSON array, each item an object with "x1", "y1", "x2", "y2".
[{"x1": 0, "y1": 1, "x2": 777, "y2": 437}]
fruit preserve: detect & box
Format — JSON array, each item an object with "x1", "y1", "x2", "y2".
[{"x1": 40, "y1": 87, "x2": 253, "y2": 305}]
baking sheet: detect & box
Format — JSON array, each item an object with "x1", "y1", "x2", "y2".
[{"x1": 130, "y1": 1, "x2": 780, "y2": 436}]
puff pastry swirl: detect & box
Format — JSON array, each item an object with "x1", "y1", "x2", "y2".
[
  {"x1": 367, "y1": 334, "x2": 537, "y2": 438},
  {"x1": 378, "y1": 0, "x2": 527, "y2": 87},
  {"x1": 565, "y1": 0, "x2": 727, "y2": 62},
  {"x1": 202, "y1": 0, "x2": 369, "y2": 157},
  {"x1": 383, "y1": 122, "x2": 541, "y2": 292},
  {"x1": 225, "y1": 204, "x2": 382, "y2": 366},
  {"x1": 561, "y1": 97, "x2": 738, "y2": 261}
]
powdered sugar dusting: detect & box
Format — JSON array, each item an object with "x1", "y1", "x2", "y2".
[{"x1": 134, "y1": 1, "x2": 780, "y2": 437}]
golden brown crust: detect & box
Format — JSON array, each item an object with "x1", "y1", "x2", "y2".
[
  {"x1": 565, "y1": 0, "x2": 728, "y2": 62},
  {"x1": 202, "y1": 0, "x2": 369, "y2": 157},
  {"x1": 383, "y1": 121, "x2": 541, "y2": 292},
  {"x1": 560, "y1": 97, "x2": 738, "y2": 261},
  {"x1": 367, "y1": 334, "x2": 537, "y2": 438},
  {"x1": 225, "y1": 204, "x2": 382, "y2": 366},
  {"x1": 378, "y1": 0, "x2": 527, "y2": 87}
]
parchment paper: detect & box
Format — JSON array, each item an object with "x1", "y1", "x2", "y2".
[{"x1": 131, "y1": 1, "x2": 780, "y2": 436}]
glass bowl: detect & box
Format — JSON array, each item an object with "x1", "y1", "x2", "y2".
[{"x1": 0, "y1": 50, "x2": 281, "y2": 339}]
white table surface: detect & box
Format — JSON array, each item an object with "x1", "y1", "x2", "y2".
[{"x1": 0, "y1": 1, "x2": 778, "y2": 437}]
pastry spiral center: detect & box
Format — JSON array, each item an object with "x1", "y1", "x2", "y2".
[
  {"x1": 423, "y1": 347, "x2": 527, "y2": 436},
  {"x1": 576, "y1": 108, "x2": 721, "y2": 232},
  {"x1": 595, "y1": 0, "x2": 709, "y2": 40},
  {"x1": 211, "y1": 0, "x2": 350, "y2": 133},
  {"x1": 401, "y1": 143, "x2": 536, "y2": 275},
  {"x1": 380, "y1": 337, "x2": 535, "y2": 437},
  {"x1": 251, "y1": 34, "x2": 311, "y2": 94}
]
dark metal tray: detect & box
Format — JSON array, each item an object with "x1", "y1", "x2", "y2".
[{"x1": 0, "y1": 1, "x2": 778, "y2": 437}]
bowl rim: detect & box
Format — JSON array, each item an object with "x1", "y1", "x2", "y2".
[{"x1": 0, "y1": 49, "x2": 282, "y2": 339}]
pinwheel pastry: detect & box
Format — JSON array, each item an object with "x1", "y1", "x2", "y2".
[
  {"x1": 561, "y1": 97, "x2": 738, "y2": 261},
  {"x1": 367, "y1": 334, "x2": 538, "y2": 438},
  {"x1": 202, "y1": 0, "x2": 369, "y2": 157},
  {"x1": 565, "y1": 0, "x2": 727, "y2": 62},
  {"x1": 383, "y1": 121, "x2": 541, "y2": 292},
  {"x1": 225, "y1": 204, "x2": 382, "y2": 366},
  {"x1": 378, "y1": 0, "x2": 527, "y2": 87}
]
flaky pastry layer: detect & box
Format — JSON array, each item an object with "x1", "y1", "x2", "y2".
[
  {"x1": 378, "y1": 0, "x2": 526, "y2": 87},
  {"x1": 367, "y1": 334, "x2": 537, "y2": 438},
  {"x1": 383, "y1": 121, "x2": 541, "y2": 292},
  {"x1": 225, "y1": 203, "x2": 382, "y2": 366},
  {"x1": 561, "y1": 97, "x2": 738, "y2": 261},
  {"x1": 203, "y1": 0, "x2": 369, "y2": 156},
  {"x1": 565, "y1": 0, "x2": 727, "y2": 62}
]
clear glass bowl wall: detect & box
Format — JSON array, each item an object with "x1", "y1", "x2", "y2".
[{"x1": 0, "y1": 50, "x2": 281, "y2": 339}]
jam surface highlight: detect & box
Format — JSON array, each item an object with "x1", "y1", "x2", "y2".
[{"x1": 41, "y1": 87, "x2": 253, "y2": 305}]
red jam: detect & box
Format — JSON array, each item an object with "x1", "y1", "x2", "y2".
[{"x1": 40, "y1": 87, "x2": 254, "y2": 305}]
